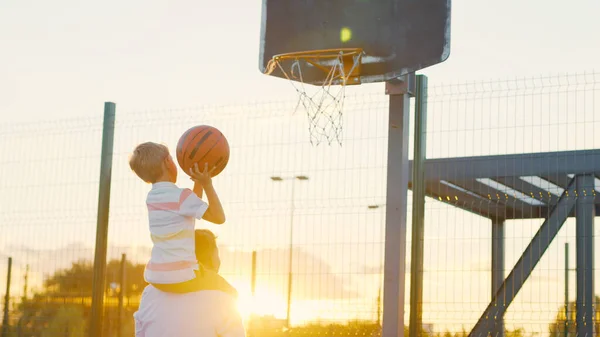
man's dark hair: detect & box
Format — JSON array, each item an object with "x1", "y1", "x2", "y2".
[{"x1": 195, "y1": 229, "x2": 218, "y2": 269}]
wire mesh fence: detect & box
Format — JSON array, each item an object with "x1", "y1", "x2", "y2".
[
  {"x1": 423, "y1": 72, "x2": 600, "y2": 337},
  {"x1": 0, "y1": 71, "x2": 598, "y2": 337}
]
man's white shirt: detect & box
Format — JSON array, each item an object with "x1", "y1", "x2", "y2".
[{"x1": 134, "y1": 285, "x2": 245, "y2": 337}]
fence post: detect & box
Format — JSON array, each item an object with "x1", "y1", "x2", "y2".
[
  {"x1": 2, "y1": 257, "x2": 12, "y2": 337},
  {"x1": 409, "y1": 74, "x2": 428, "y2": 337},
  {"x1": 251, "y1": 251, "x2": 257, "y2": 297},
  {"x1": 565, "y1": 243, "x2": 569, "y2": 337},
  {"x1": 117, "y1": 254, "x2": 126, "y2": 337},
  {"x1": 90, "y1": 102, "x2": 116, "y2": 337}
]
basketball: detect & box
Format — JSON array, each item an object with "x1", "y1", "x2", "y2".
[{"x1": 176, "y1": 125, "x2": 230, "y2": 177}]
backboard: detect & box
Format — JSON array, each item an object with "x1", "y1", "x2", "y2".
[{"x1": 259, "y1": 0, "x2": 451, "y2": 85}]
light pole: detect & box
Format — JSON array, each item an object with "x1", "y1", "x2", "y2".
[{"x1": 270, "y1": 175, "x2": 309, "y2": 329}]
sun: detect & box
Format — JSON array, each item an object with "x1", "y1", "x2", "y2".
[
  {"x1": 236, "y1": 286, "x2": 287, "y2": 320},
  {"x1": 231, "y1": 281, "x2": 325, "y2": 325}
]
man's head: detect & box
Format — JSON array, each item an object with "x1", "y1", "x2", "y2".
[
  {"x1": 129, "y1": 142, "x2": 177, "y2": 183},
  {"x1": 195, "y1": 229, "x2": 221, "y2": 272}
]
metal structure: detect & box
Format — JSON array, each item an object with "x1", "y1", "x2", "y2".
[{"x1": 407, "y1": 150, "x2": 600, "y2": 337}]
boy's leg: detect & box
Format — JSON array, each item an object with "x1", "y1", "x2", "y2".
[
  {"x1": 152, "y1": 267, "x2": 238, "y2": 297},
  {"x1": 195, "y1": 268, "x2": 238, "y2": 297},
  {"x1": 152, "y1": 277, "x2": 202, "y2": 293}
]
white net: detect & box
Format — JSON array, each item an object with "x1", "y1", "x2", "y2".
[{"x1": 266, "y1": 50, "x2": 363, "y2": 146}]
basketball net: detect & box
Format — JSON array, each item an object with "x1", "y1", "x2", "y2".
[{"x1": 265, "y1": 49, "x2": 363, "y2": 146}]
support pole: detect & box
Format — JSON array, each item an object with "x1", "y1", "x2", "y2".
[
  {"x1": 251, "y1": 251, "x2": 257, "y2": 297},
  {"x1": 409, "y1": 74, "x2": 427, "y2": 337},
  {"x1": 575, "y1": 174, "x2": 595, "y2": 337},
  {"x1": 382, "y1": 74, "x2": 414, "y2": 337},
  {"x1": 117, "y1": 253, "x2": 126, "y2": 337},
  {"x1": 1, "y1": 257, "x2": 12, "y2": 337},
  {"x1": 90, "y1": 102, "x2": 116, "y2": 337},
  {"x1": 565, "y1": 243, "x2": 569, "y2": 337},
  {"x1": 286, "y1": 181, "x2": 295, "y2": 330},
  {"x1": 491, "y1": 219, "x2": 505, "y2": 337}
]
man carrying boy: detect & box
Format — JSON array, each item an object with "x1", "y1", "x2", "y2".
[{"x1": 134, "y1": 229, "x2": 245, "y2": 337}]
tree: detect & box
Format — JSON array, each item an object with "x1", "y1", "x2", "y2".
[
  {"x1": 506, "y1": 328, "x2": 525, "y2": 337},
  {"x1": 15, "y1": 258, "x2": 146, "y2": 337},
  {"x1": 548, "y1": 296, "x2": 600, "y2": 337},
  {"x1": 44, "y1": 259, "x2": 146, "y2": 297},
  {"x1": 41, "y1": 305, "x2": 85, "y2": 337}
]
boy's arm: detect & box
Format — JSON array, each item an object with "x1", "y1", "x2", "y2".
[
  {"x1": 188, "y1": 163, "x2": 226, "y2": 225},
  {"x1": 200, "y1": 181, "x2": 226, "y2": 225},
  {"x1": 193, "y1": 181, "x2": 204, "y2": 199}
]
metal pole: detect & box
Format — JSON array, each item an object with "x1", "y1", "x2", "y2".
[
  {"x1": 377, "y1": 286, "x2": 382, "y2": 327},
  {"x1": 22, "y1": 265, "x2": 29, "y2": 302},
  {"x1": 575, "y1": 174, "x2": 595, "y2": 337},
  {"x1": 90, "y1": 102, "x2": 116, "y2": 337},
  {"x1": 409, "y1": 74, "x2": 427, "y2": 337},
  {"x1": 251, "y1": 251, "x2": 257, "y2": 297},
  {"x1": 381, "y1": 74, "x2": 414, "y2": 337},
  {"x1": 368, "y1": 204, "x2": 386, "y2": 328},
  {"x1": 565, "y1": 243, "x2": 569, "y2": 337},
  {"x1": 491, "y1": 219, "x2": 505, "y2": 337},
  {"x1": 1, "y1": 257, "x2": 12, "y2": 337},
  {"x1": 286, "y1": 180, "x2": 296, "y2": 329},
  {"x1": 117, "y1": 254, "x2": 126, "y2": 337}
]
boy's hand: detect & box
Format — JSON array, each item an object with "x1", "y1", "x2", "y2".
[{"x1": 189, "y1": 163, "x2": 217, "y2": 186}]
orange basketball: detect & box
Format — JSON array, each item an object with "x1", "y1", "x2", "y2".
[{"x1": 176, "y1": 125, "x2": 230, "y2": 177}]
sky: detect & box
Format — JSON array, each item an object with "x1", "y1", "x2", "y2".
[
  {"x1": 1, "y1": 0, "x2": 600, "y2": 333},
  {"x1": 1, "y1": 0, "x2": 600, "y2": 123}
]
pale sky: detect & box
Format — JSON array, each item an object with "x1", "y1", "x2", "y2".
[
  {"x1": 1, "y1": 0, "x2": 600, "y2": 123},
  {"x1": 1, "y1": 0, "x2": 600, "y2": 333}
]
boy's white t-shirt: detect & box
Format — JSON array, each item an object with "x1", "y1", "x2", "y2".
[
  {"x1": 134, "y1": 285, "x2": 246, "y2": 337},
  {"x1": 144, "y1": 182, "x2": 209, "y2": 284}
]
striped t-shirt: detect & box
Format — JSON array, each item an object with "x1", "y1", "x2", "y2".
[{"x1": 144, "y1": 182, "x2": 209, "y2": 285}]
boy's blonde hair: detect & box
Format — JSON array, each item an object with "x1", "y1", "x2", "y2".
[{"x1": 129, "y1": 142, "x2": 170, "y2": 183}]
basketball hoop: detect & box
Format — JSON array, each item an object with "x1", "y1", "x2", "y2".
[{"x1": 265, "y1": 48, "x2": 364, "y2": 146}]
